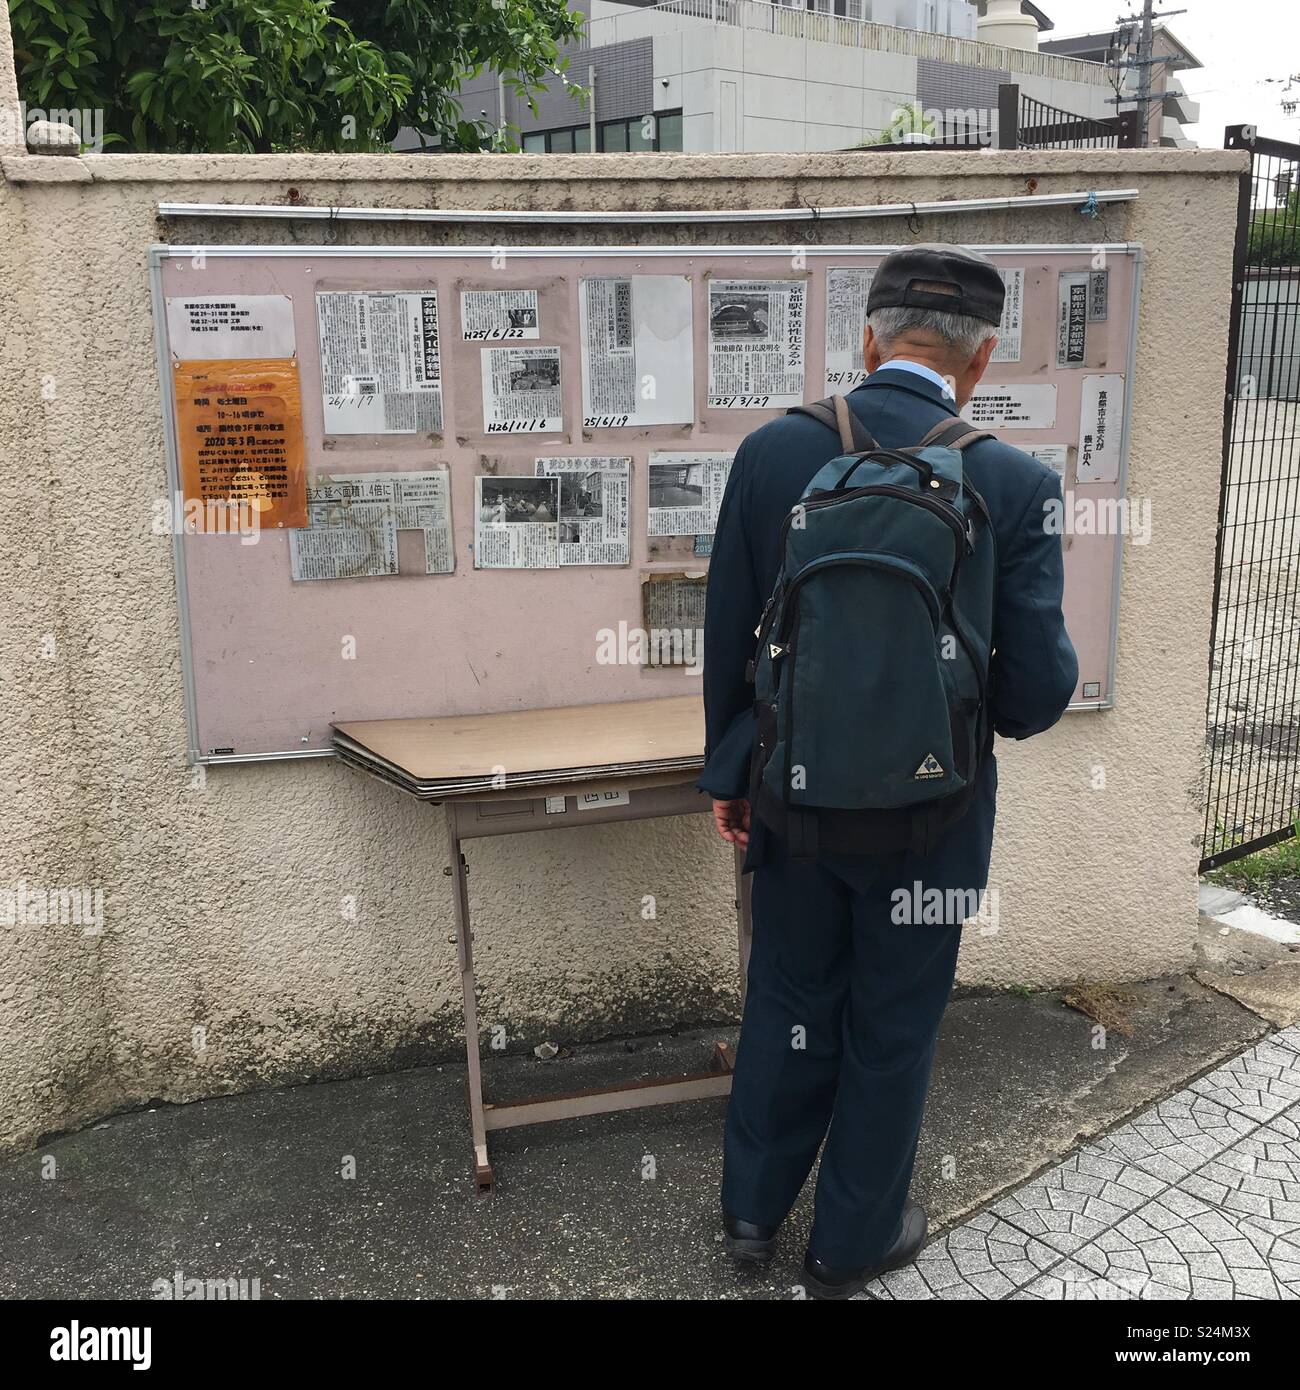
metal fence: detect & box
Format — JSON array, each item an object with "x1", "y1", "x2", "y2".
[
  {"x1": 997, "y1": 84, "x2": 1138, "y2": 151},
  {"x1": 855, "y1": 83, "x2": 1136, "y2": 152},
  {"x1": 1201, "y1": 125, "x2": 1300, "y2": 869}
]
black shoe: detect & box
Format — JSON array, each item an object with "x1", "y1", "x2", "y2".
[
  {"x1": 800, "y1": 1200, "x2": 928, "y2": 1300},
  {"x1": 723, "y1": 1212, "x2": 780, "y2": 1264}
]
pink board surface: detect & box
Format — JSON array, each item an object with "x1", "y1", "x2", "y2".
[{"x1": 151, "y1": 245, "x2": 1141, "y2": 761}]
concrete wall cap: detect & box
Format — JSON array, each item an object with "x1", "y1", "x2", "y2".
[{"x1": 0, "y1": 147, "x2": 1241, "y2": 186}]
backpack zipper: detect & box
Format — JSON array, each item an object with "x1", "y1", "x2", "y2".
[
  {"x1": 777, "y1": 551, "x2": 943, "y2": 639},
  {"x1": 780, "y1": 483, "x2": 968, "y2": 566}
]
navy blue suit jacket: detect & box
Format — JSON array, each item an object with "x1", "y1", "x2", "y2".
[{"x1": 699, "y1": 366, "x2": 1078, "y2": 893}]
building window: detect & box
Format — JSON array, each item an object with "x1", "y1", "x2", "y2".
[
  {"x1": 601, "y1": 119, "x2": 629, "y2": 152},
  {"x1": 516, "y1": 112, "x2": 682, "y2": 154},
  {"x1": 597, "y1": 111, "x2": 683, "y2": 152},
  {"x1": 657, "y1": 111, "x2": 683, "y2": 151}
]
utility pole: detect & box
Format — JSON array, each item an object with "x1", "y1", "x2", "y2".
[
  {"x1": 1111, "y1": 0, "x2": 1186, "y2": 147},
  {"x1": 1134, "y1": 0, "x2": 1155, "y2": 146}
]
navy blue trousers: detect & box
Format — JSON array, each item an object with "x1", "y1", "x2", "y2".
[{"x1": 721, "y1": 840, "x2": 963, "y2": 1269}]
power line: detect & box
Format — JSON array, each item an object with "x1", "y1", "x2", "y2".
[{"x1": 1110, "y1": 0, "x2": 1187, "y2": 144}]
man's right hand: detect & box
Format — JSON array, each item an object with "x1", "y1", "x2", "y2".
[{"x1": 711, "y1": 797, "x2": 751, "y2": 849}]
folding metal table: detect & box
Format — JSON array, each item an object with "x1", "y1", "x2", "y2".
[
  {"x1": 439, "y1": 772, "x2": 752, "y2": 1192},
  {"x1": 332, "y1": 707, "x2": 753, "y2": 1192}
]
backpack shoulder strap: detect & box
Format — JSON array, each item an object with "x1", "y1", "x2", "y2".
[
  {"x1": 788, "y1": 396, "x2": 878, "y2": 454},
  {"x1": 915, "y1": 417, "x2": 994, "y2": 451}
]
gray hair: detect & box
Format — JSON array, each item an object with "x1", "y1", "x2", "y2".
[
  {"x1": 868, "y1": 242, "x2": 1000, "y2": 360},
  {"x1": 867, "y1": 303, "x2": 996, "y2": 360}
]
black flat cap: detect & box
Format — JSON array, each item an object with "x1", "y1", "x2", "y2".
[{"x1": 867, "y1": 243, "x2": 1005, "y2": 326}]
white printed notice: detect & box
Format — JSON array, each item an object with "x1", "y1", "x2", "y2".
[
  {"x1": 962, "y1": 384, "x2": 1057, "y2": 431},
  {"x1": 991, "y1": 269, "x2": 1024, "y2": 364},
  {"x1": 316, "y1": 291, "x2": 443, "y2": 435},
  {"x1": 1057, "y1": 272, "x2": 1090, "y2": 367},
  {"x1": 481, "y1": 346, "x2": 563, "y2": 434},
  {"x1": 460, "y1": 289, "x2": 540, "y2": 340},
  {"x1": 165, "y1": 295, "x2": 296, "y2": 360},
  {"x1": 647, "y1": 452, "x2": 733, "y2": 536},
  {"x1": 535, "y1": 457, "x2": 631, "y2": 565},
  {"x1": 707, "y1": 279, "x2": 805, "y2": 408},
  {"x1": 475, "y1": 475, "x2": 560, "y2": 568},
  {"x1": 1077, "y1": 374, "x2": 1125, "y2": 484},
  {"x1": 579, "y1": 275, "x2": 694, "y2": 427},
  {"x1": 824, "y1": 268, "x2": 874, "y2": 391},
  {"x1": 288, "y1": 469, "x2": 453, "y2": 580}
]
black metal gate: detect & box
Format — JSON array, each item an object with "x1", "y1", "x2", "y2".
[{"x1": 1201, "y1": 126, "x2": 1300, "y2": 870}]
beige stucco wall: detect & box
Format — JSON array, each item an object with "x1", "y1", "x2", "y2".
[{"x1": 0, "y1": 137, "x2": 1244, "y2": 1154}]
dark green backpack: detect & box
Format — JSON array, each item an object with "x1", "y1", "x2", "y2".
[{"x1": 748, "y1": 395, "x2": 998, "y2": 861}]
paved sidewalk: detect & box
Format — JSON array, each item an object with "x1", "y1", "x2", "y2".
[
  {"x1": 0, "y1": 952, "x2": 1293, "y2": 1300},
  {"x1": 864, "y1": 1025, "x2": 1300, "y2": 1300}
]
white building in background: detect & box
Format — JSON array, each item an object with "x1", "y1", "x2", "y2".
[
  {"x1": 1039, "y1": 21, "x2": 1202, "y2": 149},
  {"x1": 402, "y1": 0, "x2": 1122, "y2": 155}
]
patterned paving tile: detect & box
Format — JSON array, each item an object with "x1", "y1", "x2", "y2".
[
  {"x1": 1188, "y1": 1038, "x2": 1300, "y2": 1124},
  {"x1": 991, "y1": 1140, "x2": 1173, "y2": 1256},
  {"x1": 860, "y1": 1031, "x2": 1300, "y2": 1301},
  {"x1": 1104, "y1": 1091, "x2": 1257, "y2": 1178},
  {"x1": 1180, "y1": 1115, "x2": 1300, "y2": 1219},
  {"x1": 862, "y1": 1209, "x2": 1060, "y2": 1301},
  {"x1": 1017, "y1": 1256, "x2": 1175, "y2": 1301},
  {"x1": 1047, "y1": 1187, "x2": 1300, "y2": 1301}
]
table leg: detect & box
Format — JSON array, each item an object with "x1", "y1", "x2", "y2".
[
  {"x1": 445, "y1": 802, "x2": 494, "y2": 1193},
  {"x1": 733, "y1": 843, "x2": 753, "y2": 1009}
]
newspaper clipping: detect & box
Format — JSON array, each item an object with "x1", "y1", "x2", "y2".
[
  {"x1": 535, "y1": 456, "x2": 631, "y2": 565},
  {"x1": 316, "y1": 291, "x2": 443, "y2": 435},
  {"x1": 1077, "y1": 374, "x2": 1125, "y2": 484},
  {"x1": 460, "y1": 289, "x2": 540, "y2": 340},
  {"x1": 579, "y1": 275, "x2": 694, "y2": 427},
  {"x1": 1057, "y1": 271, "x2": 1090, "y2": 367},
  {"x1": 475, "y1": 475, "x2": 560, "y2": 568},
  {"x1": 641, "y1": 571, "x2": 708, "y2": 670},
  {"x1": 647, "y1": 451, "x2": 733, "y2": 536},
  {"x1": 288, "y1": 469, "x2": 453, "y2": 581},
  {"x1": 481, "y1": 346, "x2": 563, "y2": 434},
  {"x1": 824, "y1": 268, "x2": 875, "y2": 391},
  {"x1": 991, "y1": 269, "x2": 1025, "y2": 364},
  {"x1": 707, "y1": 279, "x2": 806, "y2": 408}
]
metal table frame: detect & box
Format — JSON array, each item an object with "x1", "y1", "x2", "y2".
[{"x1": 443, "y1": 776, "x2": 752, "y2": 1192}]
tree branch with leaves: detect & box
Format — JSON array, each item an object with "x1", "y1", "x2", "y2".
[{"x1": 8, "y1": 0, "x2": 584, "y2": 153}]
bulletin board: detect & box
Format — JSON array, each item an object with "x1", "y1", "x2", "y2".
[{"x1": 148, "y1": 243, "x2": 1143, "y2": 763}]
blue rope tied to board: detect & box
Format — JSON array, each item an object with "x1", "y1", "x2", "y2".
[{"x1": 1079, "y1": 191, "x2": 1100, "y2": 219}]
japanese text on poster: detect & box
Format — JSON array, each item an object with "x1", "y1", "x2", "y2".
[
  {"x1": 647, "y1": 452, "x2": 733, "y2": 535},
  {"x1": 481, "y1": 346, "x2": 563, "y2": 434},
  {"x1": 580, "y1": 276, "x2": 694, "y2": 427},
  {"x1": 534, "y1": 456, "x2": 631, "y2": 565},
  {"x1": 316, "y1": 290, "x2": 443, "y2": 435},
  {"x1": 824, "y1": 268, "x2": 875, "y2": 391},
  {"x1": 172, "y1": 358, "x2": 307, "y2": 530},
  {"x1": 166, "y1": 296, "x2": 296, "y2": 361},
  {"x1": 707, "y1": 279, "x2": 805, "y2": 408},
  {"x1": 460, "y1": 289, "x2": 540, "y2": 340}
]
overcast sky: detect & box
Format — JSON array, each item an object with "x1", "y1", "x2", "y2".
[{"x1": 1035, "y1": 0, "x2": 1299, "y2": 146}]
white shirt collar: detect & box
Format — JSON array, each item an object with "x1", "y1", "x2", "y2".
[{"x1": 872, "y1": 359, "x2": 956, "y2": 401}]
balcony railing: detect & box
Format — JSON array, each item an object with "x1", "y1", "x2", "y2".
[{"x1": 579, "y1": 0, "x2": 1113, "y2": 88}]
